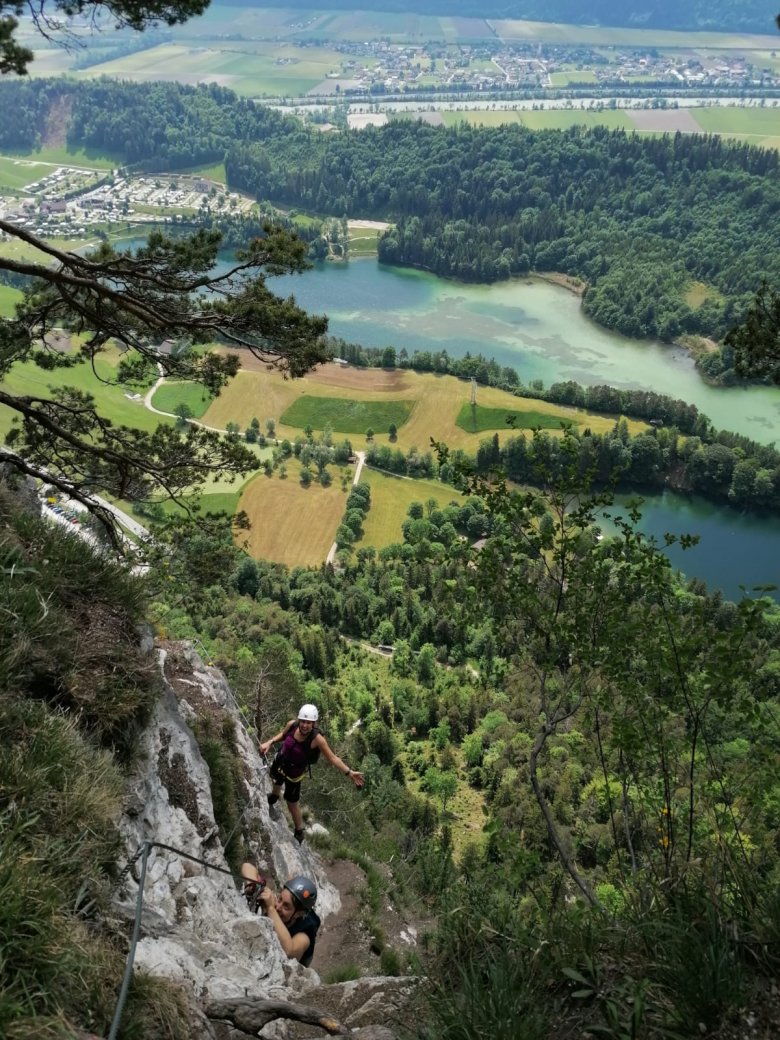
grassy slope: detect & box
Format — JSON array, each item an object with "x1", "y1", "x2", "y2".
[
  {"x1": 0, "y1": 284, "x2": 22, "y2": 317},
  {"x1": 0, "y1": 346, "x2": 172, "y2": 439},
  {"x1": 358, "y1": 469, "x2": 462, "y2": 550}
]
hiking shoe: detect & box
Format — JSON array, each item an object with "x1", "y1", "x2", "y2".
[{"x1": 294, "y1": 828, "x2": 305, "y2": 844}]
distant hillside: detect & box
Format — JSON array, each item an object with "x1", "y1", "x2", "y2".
[{"x1": 222, "y1": 0, "x2": 778, "y2": 35}]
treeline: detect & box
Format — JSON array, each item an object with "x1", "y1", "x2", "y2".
[
  {"x1": 226, "y1": 121, "x2": 780, "y2": 342},
  {"x1": 241, "y1": 0, "x2": 774, "y2": 34},
  {"x1": 481, "y1": 422, "x2": 780, "y2": 513}
]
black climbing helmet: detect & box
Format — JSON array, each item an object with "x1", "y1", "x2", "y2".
[{"x1": 284, "y1": 875, "x2": 317, "y2": 911}]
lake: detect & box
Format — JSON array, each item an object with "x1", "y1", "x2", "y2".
[
  {"x1": 268, "y1": 258, "x2": 780, "y2": 446},
  {"x1": 268, "y1": 259, "x2": 779, "y2": 600},
  {"x1": 117, "y1": 239, "x2": 779, "y2": 599}
]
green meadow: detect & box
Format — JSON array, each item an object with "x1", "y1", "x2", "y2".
[
  {"x1": 0, "y1": 156, "x2": 52, "y2": 191},
  {"x1": 0, "y1": 349, "x2": 172, "y2": 440},
  {"x1": 692, "y1": 106, "x2": 780, "y2": 136},
  {"x1": 151, "y1": 380, "x2": 214, "y2": 419},
  {"x1": 280, "y1": 397, "x2": 414, "y2": 434},
  {"x1": 0, "y1": 284, "x2": 22, "y2": 317},
  {"x1": 456, "y1": 403, "x2": 575, "y2": 434},
  {"x1": 0, "y1": 145, "x2": 118, "y2": 169}
]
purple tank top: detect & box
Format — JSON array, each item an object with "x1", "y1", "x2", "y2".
[{"x1": 281, "y1": 725, "x2": 309, "y2": 776}]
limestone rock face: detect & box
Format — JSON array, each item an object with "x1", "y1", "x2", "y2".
[
  {"x1": 114, "y1": 640, "x2": 413, "y2": 1040},
  {"x1": 116, "y1": 642, "x2": 339, "y2": 1005}
]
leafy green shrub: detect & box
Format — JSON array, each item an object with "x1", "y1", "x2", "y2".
[
  {"x1": 0, "y1": 490, "x2": 156, "y2": 757},
  {"x1": 642, "y1": 892, "x2": 745, "y2": 1035},
  {"x1": 421, "y1": 952, "x2": 548, "y2": 1040}
]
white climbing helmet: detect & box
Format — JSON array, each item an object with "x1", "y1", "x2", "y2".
[{"x1": 298, "y1": 703, "x2": 319, "y2": 722}]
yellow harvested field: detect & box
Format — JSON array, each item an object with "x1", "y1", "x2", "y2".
[
  {"x1": 360, "y1": 469, "x2": 463, "y2": 550},
  {"x1": 203, "y1": 360, "x2": 647, "y2": 452},
  {"x1": 237, "y1": 461, "x2": 352, "y2": 567},
  {"x1": 208, "y1": 359, "x2": 650, "y2": 566}
]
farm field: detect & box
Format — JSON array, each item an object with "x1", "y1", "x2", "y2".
[
  {"x1": 691, "y1": 105, "x2": 780, "y2": 144},
  {"x1": 237, "y1": 459, "x2": 353, "y2": 566},
  {"x1": 456, "y1": 403, "x2": 575, "y2": 433},
  {"x1": 74, "y1": 40, "x2": 366, "y2": 97},
  {"x1": 358, "y1": 469, "x2": 462, "y2": 551},
  {"x1": 281, "y1": 396, "x2": 414, "y2": 434},
  {"x1": 437, "y1": 105, "x2": 780, "y2": 145},
  {"x1": 549, "y1": 70, "x2": 597, "y2": 85},
  {"x1": 199, "y1": 361, "x2": 647, "y2": 454},
  {"x1": 492, "y1": 19, "x2": 779, "y2": 49}
]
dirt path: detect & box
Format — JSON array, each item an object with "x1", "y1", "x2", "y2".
[
  {"x1": 326, "y1": 451, "x2": 365, "y2": 565},
  {"x1": 315, "y1": 856, "x2": 430, "y2": 980}
]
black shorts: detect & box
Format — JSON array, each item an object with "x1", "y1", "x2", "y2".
[{"x1": 270, "y1": 754, "x2": 304, "y2": 803}]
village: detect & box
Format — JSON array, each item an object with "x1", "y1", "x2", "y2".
[
  {"x1": 0, "y1": 169, "x2": 254, "y2": 241},
  {"x1": 307, "y1": 39, "x2": 780, "y2": 97}
]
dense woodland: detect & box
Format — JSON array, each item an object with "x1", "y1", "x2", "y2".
[
  {"x1": 225, "y1": 0, "x2": 776, "y2": 34},
  {"x1": 2, "y1": 78, "x2": 779, "y2": 353}
]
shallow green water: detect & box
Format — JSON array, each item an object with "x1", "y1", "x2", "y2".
[{"x1": 269, "y1": 258, "x2": 780, "y2": 446}]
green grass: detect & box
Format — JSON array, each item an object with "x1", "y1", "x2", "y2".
[
  {"x1": 456, "y1": 403, "x2": 578, "y2": 433},
  {"x1": 359, "y1": 469, "x2": 461, "y2": 550},
  {"x1": 0, "y1": 350, "x2": 173, "y2": 439},
  {"x1": 691, "y1": 106, "x2": 780, "y2": 137},
  {"x1": 550, "y1": 69, "x2": 597, "y2": 85},
  {"x1": 0, "y1": 283, "x2": 22, "y2": 317},
  {"x1": 0, "y1": 155, "x2": 52, "y2": 190},
  {"x1": 0, "y1": 144, "x2": 118, "y2": 168},
  {"x1": 348, "y1": 233, "x2": 381, "y2": 256},
  {"x1": 280, "y1": 397, "x2": 414, "y2": 434},
  {"x1": 151, "y1": 380, "x2": 214, "y2": 419},
  {"x1": 0, "y1": 234, "x2": 98, "y2": 264},
  {"x1": 169, "y1": 161, "x2": 226, "y2": 183},
  {"x1": 158, "y1": 489, "x2": 243, "y2": 517},
  {"x1": 493, "y1": 19, "x2": 779, "y2": 49}
]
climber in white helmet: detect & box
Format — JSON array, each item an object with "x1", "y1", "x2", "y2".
[{"x1": 260, "y1": 704, "x2": 364, "y2": 844}]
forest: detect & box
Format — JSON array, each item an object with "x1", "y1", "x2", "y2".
[
  {"x1": 2, "y1": 78, "x2": 778, "y2": 350},
  {"x1": 150, "y1": 436, "x2": 780, "y2": 1037}
]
